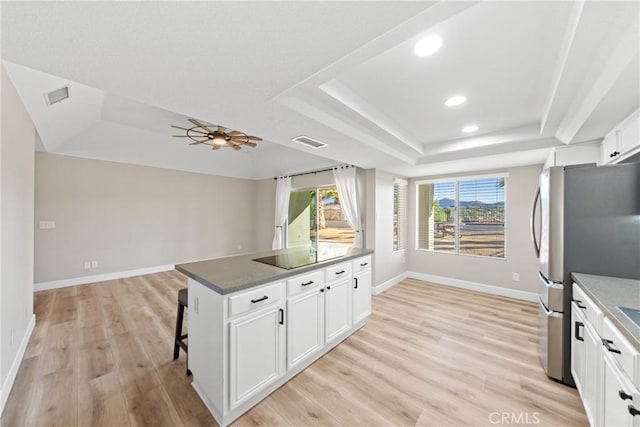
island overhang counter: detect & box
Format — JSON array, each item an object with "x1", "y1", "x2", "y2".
[{"x1": 175, "y1": 247, "x2": 373, "y2": 427}]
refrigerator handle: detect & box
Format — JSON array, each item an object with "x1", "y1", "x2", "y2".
[{"x1": 531, "y1": 186, "x2": 541, "y2": 258}]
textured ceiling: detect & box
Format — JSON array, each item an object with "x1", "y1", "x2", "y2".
[{"x1": 2, "y1": 1, "x2": 638, "y2": 179}]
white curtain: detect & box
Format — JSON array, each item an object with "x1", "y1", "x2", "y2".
[
  {"x1": 333, "y1": 166, "x2": 363, "y2": 248},
  {"x1": 272, "y1": 176, "x2": 292, "y2": 250}
]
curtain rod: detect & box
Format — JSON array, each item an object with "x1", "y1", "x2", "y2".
[{"x1": 274, "y1": 165, "x2": 354, "y2": 180}]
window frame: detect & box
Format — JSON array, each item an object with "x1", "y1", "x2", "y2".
[
  {"x1": 414, "y1": 173, "x2": 508, "y2": 260},
  {"x1": 393, "y1": 178, "x2": 408, "y2": 252}
]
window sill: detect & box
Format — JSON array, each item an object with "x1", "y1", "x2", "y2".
[{"x1": 414, "y1": 248, "x2": 506, "y2": 261}]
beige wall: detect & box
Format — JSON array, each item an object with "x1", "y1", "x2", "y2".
[
  {"x1": 291, "y1": 169, "x2": 335, "y2": 189},
  {"x1": 1, "y1": 66, "x2": 35, "y2": 392},
  {"x1": 254, "y1": 178, "x2": 276, "y2": 252},
  {"x1": 372, "y1": 170, "x2": 407, "y2": 287},
  {"x1": 35, "y1": 153, "x2": 257, "y2": 283},
  {"x1": 407, "y1": 164, "x2": 542, "y2": 293}
]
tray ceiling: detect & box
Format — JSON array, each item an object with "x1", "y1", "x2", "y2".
[{"x1": 2, "y1": 1, "x2": 638, "y2": 178}]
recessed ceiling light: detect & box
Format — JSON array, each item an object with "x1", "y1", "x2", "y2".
[
  {"x1": 462, "y1": 125, "x2": 479, "y2": 133},
  {"x1": 445, "y1": 95, "x2": 467, "y2": 107},
  {"x1": 413, "y1": 35, "x2": 442, "y2": 57}
]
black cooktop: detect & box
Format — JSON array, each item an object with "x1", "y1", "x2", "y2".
[{"x1": 253, "y1": 247, "x2": 346, "y2": 270}]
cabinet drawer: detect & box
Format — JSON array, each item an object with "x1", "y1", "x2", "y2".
[
  {"x1": 287, "y1": 270, "x2": 324, "y2": 297},
  {"x1": 229, "y1": 282, "x2": 282, "y2": 318},
  {"x1": 325, "y1": 262, "x2": 352, "y2": 283},
  {"x1": 602, "y1": 317, "x2": 639, "y2": 385},
  {"x1": 572, "y1": 283, "x2": 604, "y2": 335},
  {"x1": 352, "y1": 256, "x2": 372, "y2": 274}
]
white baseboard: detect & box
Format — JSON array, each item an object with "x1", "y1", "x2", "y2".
[
  {"x1": 372, "y1": 272, "x2": 408, "y2": 295},
  {"x1": 1, "y1": 314, "x2": 36, "y2": 413},
  {"x1": 406, "y1": 271, "x2": 538, "y2": 302},
  {"x1": 34, "y1": 264, "x2": 175, "y2": 292}
]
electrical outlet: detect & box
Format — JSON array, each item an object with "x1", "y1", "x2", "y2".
[
  {"x1": 91, "y1": 261, "x2": 98, "y2": 269},
  {"x1": 512, "y1": 273, "x2": 520, "y2": 281},
  {"x1": 83, "y1": 261, "x2": 91, "y2": 269}
]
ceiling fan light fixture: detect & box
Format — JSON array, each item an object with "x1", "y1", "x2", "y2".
[
  {"x1": 413, "y1": 35, "x2": 442, "y2": 57},
  {"x1": 171, "y1": 120, "x2": 262, "y2": 151},
  {"x1": 213, "y1": 133, "x2": 227, "y2": 145},
  {"x1": 445, "y1": 95, "x2": 467, "y2": 107}
]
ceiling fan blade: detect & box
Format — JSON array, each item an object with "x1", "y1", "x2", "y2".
[
  {"x1": 227, "y1": 131, "x2": 244, "y2": 136},
  {"x1": 171, "y1": 125, "x2": 194, "y2": 132},
  {"x1": 189, "y1": 140, "x2": 206, "y2": 145},
  {"x1": 244, "y1": 142, "x2": 257, "y2": 148},
  {"x1": 189, "y1": 119, "x2": 213, "y2": 133},
  {"x1": 217, "y1": 125, "x2": 226, "y2": 135},
  {"x1": 231, "y1": 144, "x2": 241, "y2": 151},
  {"x1": 171, "y1": 125, "x2": 209, "y2": 135},
  {"x1": 245, "y1": 135, "x2": 263, "y2": 141},
  {"x1": 228, "y1": 136, "x2": 247, "y2": 142},
  {"x1": 172, "y1": 135, "x2": 194, "y2": 137},
  {"x1": 212, "y1": 144, "x2": 220, "y2": 150}
]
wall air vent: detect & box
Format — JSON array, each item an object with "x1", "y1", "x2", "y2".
[
  {"x1": 291, "y1": 135, "x2": 328, "y2": 149},
  {"x1": 44, "y1": 85, "x2": 70, "y2": 106}
]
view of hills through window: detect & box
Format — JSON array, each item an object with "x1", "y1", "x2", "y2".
[{"x1": 420, "y1": 177, "x2": 505, "y2": 258}]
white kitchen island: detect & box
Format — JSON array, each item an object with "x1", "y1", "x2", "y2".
[{"x1": 175, "y1": 247, "x2": 373, "y2": 426}]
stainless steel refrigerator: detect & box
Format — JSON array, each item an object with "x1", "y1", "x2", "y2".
[{"x1": 531, "y1": 162, "x2": 640, "y2": 385}]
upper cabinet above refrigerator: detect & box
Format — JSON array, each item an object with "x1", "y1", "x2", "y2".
[
  {"x1": 600, "y1": 108, "x2": 640, "y2": 165},
  {"x1": 543, "y1": 142, "x2": 600, "y2": 170}
]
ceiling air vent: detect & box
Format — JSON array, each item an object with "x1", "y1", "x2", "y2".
[
  {"x1": 44, "y1": 85, "x2": 70, "y2": 106},
  {"x1": 291, "y1": 135, "x2": 327, "y2": 149}
]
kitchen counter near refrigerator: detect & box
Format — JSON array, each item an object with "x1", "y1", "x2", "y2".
[{"x1": 572, "y1": 272, "x2": 640, "y2": 350}]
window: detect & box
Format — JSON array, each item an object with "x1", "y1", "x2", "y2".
[
  {"x1": 417, "y1": 175, "x2": 506, "y2": 258},
  {"x1": 393, "y1": 178, "x2": 407, "y2": 251},
  {"x1": 287, "y1": 186, "x2": 355, "y2": 253}
]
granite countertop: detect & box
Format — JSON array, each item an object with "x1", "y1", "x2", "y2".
[
  {"x1": 572, "y1": 272, "x2": 640, "y2": 350},
  {"x1": 176, "y1": 247, "x2": 373, "y2": 295}
]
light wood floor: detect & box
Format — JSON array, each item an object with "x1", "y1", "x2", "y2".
[{"x1": 1, "y1": 272, "x2": 588, "y2": 427}]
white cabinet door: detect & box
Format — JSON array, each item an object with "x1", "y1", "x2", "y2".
[
  {"x1": 602, "y1": 351, "x2": 637, "y2": 427},
  {"x1": 583, "y1": 319, "x2": 602, "y2": 426},
  {"x1": 601, "y1": 131, "x2": 619, "y2": 164},
  {"x1": 325, "y1": 278, "x2": 352, "y2": 343},
  {"x1": 353, "y1": 270, "x2": 372, "y2": 325},
  {"x1": 571, "y1": 303, "x2": 586, "y2": 393},
  {"x1": 229, "y1": 305, "x2": 284, "y2": 409},
  {"x1": 619, "y1": 113, "x2": 639, "y2": 156},
  {"x1": 571, "y1": 301, "x2": 602, "y2": 426},
  {"x1": 287, "y1": 288, "x2": 324, "y2": 370}
]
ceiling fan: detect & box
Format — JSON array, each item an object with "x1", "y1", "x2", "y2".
[{"x1": 171, "y1": 119, "x2": 262, "y2": 151}]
